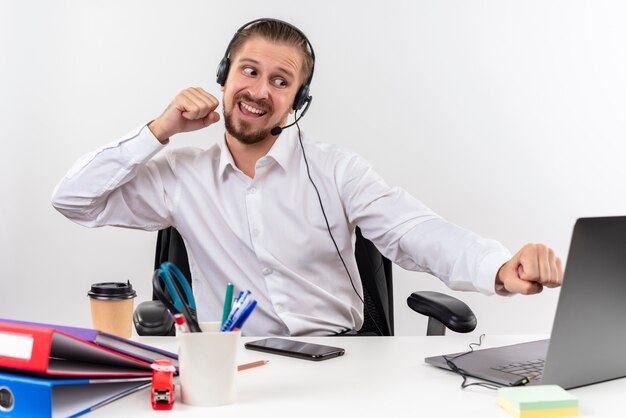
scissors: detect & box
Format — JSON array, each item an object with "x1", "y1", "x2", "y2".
[{"x1": 152, "y1": 262, "x2": 201, "y2": 333}]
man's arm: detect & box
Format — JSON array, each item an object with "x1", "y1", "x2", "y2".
[
  {"x1": 334, "y1": 151, "x2": 563, "y2": 295},
  {"x1": 51, "y1": 124, "x2": 172, "y2": 228},
  {"x1": 51, "y1": 88, "x2": 221, "y2": 228}
]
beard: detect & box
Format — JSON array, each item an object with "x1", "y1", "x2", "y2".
[{"x1": 224, "y1": 93, "x2": 276, "y2": 145}]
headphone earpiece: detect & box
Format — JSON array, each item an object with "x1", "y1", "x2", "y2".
[
  {"x1": 293, "y1": 84, "x2": 311, "y2": 111},
  {"x1": 216, "y1": 57, "x2": 230, "y2": 86}
]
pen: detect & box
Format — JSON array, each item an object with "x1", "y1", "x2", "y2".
[
  {"x1": 220, "y1": 306, "x2": 241, "y2": 332},
  {"x1": 221, "y1": 283, "x2": 234, "y2": 327},
  {"x1": 234, "y1": 290, "x2": 244, "y2": 303},
  {"x1": 237, "y1": 360, "x2": 269, "y2": 372},
  {"x1": 229, "y1": 300, "x2": 257, "y2": 332},
  {"x1": 221, "y1": 290, "x2": 252, "y2": 331},
  {"x1": 233, "y1": 290, "x2": 251, "y2": 310},
  {"x1": 174, "y1": 314, "x2": 190, "y2": 334}
]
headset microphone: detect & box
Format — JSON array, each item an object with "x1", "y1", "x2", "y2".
[
  {"x1": 270, "y1": 97, "x2": 313, "y2": 136},
  {"x1": 270, "y1": 125, "x2": 287, "y2": 137}
]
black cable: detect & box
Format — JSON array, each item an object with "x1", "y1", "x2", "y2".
[
  {"x1": 443, "y1": 334, "x2": 535, "y2": 390},
  {"x1": 295, "y1": 119, "x2": 384, "y2": 336}
]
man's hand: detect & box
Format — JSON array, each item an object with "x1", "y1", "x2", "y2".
[
  {"x1": 149, "y1": 87, "x2": 221, "y2": 143},
  {"x1": 496, "y1": 244, "x2": 563, "y2": 295}
]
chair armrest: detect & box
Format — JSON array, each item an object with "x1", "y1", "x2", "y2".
[
  {"x1": 406, "y1": 291, "x2": 477, "y2": 334},
  {"x1": 133, "y1": 300, "x2": 175, "y2": 336}
]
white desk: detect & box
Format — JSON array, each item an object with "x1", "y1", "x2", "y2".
[{"x1": 92, "y1": 334, "x2": 622, "y2": 417}]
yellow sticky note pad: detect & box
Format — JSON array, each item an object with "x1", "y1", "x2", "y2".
[{"x1": 497, "y1": 385, "x2": 579, "y2": 418}]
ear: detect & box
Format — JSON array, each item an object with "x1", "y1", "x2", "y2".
[
  {"x1": 220, "y1": 85, "x2": 225, "y2": 93},
  {"x1": 289, "y1": 108, "x2": 295, "y2": 115}
]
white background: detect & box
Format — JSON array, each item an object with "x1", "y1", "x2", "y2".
[{"x1": 1, "y1": 0, "x2": 625, "y2": 336}]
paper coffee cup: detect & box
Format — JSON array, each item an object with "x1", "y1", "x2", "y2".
[{"x1": 88, "y1": 281, "x2": 137, "y2": 338}]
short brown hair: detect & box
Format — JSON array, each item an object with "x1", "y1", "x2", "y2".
[{"x1": 229, "y1": 19, "x2": 314, "y2": 85}]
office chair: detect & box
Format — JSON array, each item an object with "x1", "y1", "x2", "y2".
[{"x1": 134, "y1": 227, "x2": 477, "y2": 337}]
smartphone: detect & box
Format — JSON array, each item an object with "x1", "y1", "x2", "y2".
[{"x1": 244, "y1": 338, "x2": 345, "y2": 361}]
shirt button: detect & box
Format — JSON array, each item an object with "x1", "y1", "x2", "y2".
[
  {"x1": 251, "y1": 228, "x2": 259, "y2": 237},
  {"x1": 262, "y1": 267, "x2": 273, "y2": 275},
  {"x1": 275, "y1": 304, "x2": 283, "y2": 312},
  {"x1": 248, "y1": 187, "x2": 257, "y2": 194}
]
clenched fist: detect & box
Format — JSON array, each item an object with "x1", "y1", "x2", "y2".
[
  {"x1": 149, "y1": 87, "x2": 221, "y2": 143},
  {"x1": 496, "y1": 243, "x2": 563, "y2": 295}
]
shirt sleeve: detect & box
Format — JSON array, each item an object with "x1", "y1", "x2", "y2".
[
  {"x1": 51, "y1": 124, "x2": 175, "y2": 231},
  {"x1": 335, "y1": 151, "x2": 512, "y2": 295}
]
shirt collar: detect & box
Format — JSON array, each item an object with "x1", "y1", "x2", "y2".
[
  {"x1": 217, "y1": 135, "x2": 236, "y2": 178},
  {"x1": 265, "y1": 128, "x2": 298, "y2": 171},
  {"x1": 217, "y1": 129, "x2": 299, "y2": 179}
]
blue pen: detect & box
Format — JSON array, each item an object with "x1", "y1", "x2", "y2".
[
  {"x1": 221, "y1": 290, "x2": 252, "y2": 331},
  {"x1": 229, "y1": 290, "x2": 251, "y2": 316},
  {"x1": 235, "y1": 290, "x2": 251, "y2": 306},
  {"x1": 221, "y1": 306, "x2": 241, "y2": 332},
  {"x1": 233, "y1": 290, "x2": 244, "y2": 303},
  {"x1": 229, "y1": 300, "x2": 257, "y2": 331}
]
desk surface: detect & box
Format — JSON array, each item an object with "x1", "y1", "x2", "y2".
[{"x1": 91, "y1": 334, "x2": 621, "y2": 418}]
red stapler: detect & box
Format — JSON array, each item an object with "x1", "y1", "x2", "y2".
[{"x1": 151, "y1": 358, "x2": 176, "y2": 410}]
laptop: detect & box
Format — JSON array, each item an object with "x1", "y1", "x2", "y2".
[{"x1": 425, "y1": 216, "x2": 626, "y2": 389}]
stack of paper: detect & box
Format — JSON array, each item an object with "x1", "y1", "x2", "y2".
[{"x1": 497, "y1": 385, "x2": 579, "y2": 418}]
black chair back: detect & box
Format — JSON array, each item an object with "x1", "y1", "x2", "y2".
[
  {"x1": 354, "y1": 227, "x2": 394, "y2": 336},
  {"x1": 153, "y1": 227, "x2": 191, "y2": 301}
]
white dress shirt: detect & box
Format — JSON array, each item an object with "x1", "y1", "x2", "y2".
[{"x1": 51, "y1": 125, "x2": 512, "y2": 336}]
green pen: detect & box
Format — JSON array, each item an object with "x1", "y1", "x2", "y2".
[{"x1": 221, "y1": 283, "x2": 234, "y2": 327}]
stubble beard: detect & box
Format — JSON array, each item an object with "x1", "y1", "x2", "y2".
[{"x1": 223, "y1": 94, "x2": 275, "y2": 145}]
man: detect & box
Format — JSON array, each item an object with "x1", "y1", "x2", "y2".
[{"x1": 52, "y1": 19, "x2": 562, "y2": 336}]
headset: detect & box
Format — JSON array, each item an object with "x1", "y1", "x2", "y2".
[{"x1": 215, "y1": 18, "x2": 315, "y2": 113}]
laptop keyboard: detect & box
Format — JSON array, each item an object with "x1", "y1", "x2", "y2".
[{"x1": 492, "y1": 358, "x2": 545, "y2": 381}]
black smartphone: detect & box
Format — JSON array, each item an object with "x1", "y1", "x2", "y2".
[{"x1": 244, "y1": 338, "x2": 345, "y2": 361}]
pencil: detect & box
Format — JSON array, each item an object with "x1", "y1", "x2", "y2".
[{"x1": 237, "y1": 360, "x2": 269, "y2": 371}]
